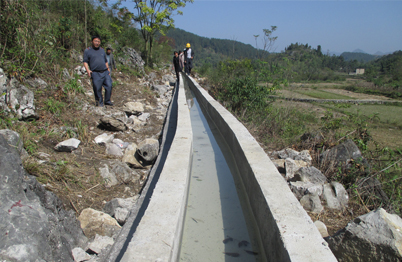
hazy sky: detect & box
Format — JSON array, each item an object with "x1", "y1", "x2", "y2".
[{"x1": 169, "y1": 0, "x2": 402, "y2": 55}]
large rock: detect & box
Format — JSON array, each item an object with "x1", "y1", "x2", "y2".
[
  {"x1": 117, "y1": 47, "x2": 145, "y2": 72},
  {"x1": 271, "y1": 148, "x2": 313, "y2": 165},
  {"x1": 99, "y1": 117, "x2": 126, "y2": 132},
  {"x1": 70, "y1": 50, "x2": 84, "y2": 63},
  {"x1": 54, "y1": 138, "x2": 81, "y2": 152},
  {"x1": 105, "y1": 143, "x2": 123, "y2": 157},
  {"x1": 162, "y1": 74, "x2": 176, "y2": 86},
  {"x1": 86, "y1": 234, "x2": 114, "y2": 255},
  {"x1": 0, "y1": 135, "x2": 87, "y2": 262},
  {"x1": 24, "y1": 76, "x2": 48, "y2": 89},
  {"x1": 99, "y1": 160, "x2": 140, "y2": 187},
  {"x1": 122, "y1": 143, "x2": 144, "y2": 168},
  {"x1": 103, "y1": 196, "x2": 139, "y2": 225},
  {"x1": 151, "y1": 84, "x2": 168, "y2": 96},
  {"x1": 274, "y1": 148, "x2": 300, "y2": 160},
  {"x1": 289, "y1": 181, "x2": 323, "y2": 200},
  {"x1": 326, "y1": 208, "x2": 402, "y2": 261},
  {"x1": 138, "y1": 112, "x2": 150, "y2": 122},
  {"x1": 300, "y1": 194, "x2": 323, "y2": 213},
  {"x1": 0, "y1": 68, "x2": 7, "y2": 91},
  {"x1": 72, "y1": 247, "x2": 92, "y2": 262},
  {"x1": 0, "y1": 129, "x2": 28, "y2": 159},
  {"x1": 292, "y1": 166, "x2": 327, "y2": 185},
  {"x1": 78, "y1": 208, "x2": 121, "y2": 239},
  {"x1": 94, "y1": 133, "x2": 114, "y2": 145},
  {"x1": 122, "y1": 102, "x2": 144, "y2": 115},
  {"x1": 284, "y1": 158, "x2": 309, "y2": 181},
  {"x1": 320, "y1": 139, "x2": 368, "y2": 169},
  {"x1": 137, "y1": 138, "x2": 159, "y2": 162},
  {"x1": 314, "y1": 220, "x2": 329, "y2": 238},
  {"x1": 295, "y1": 149, "x2": 313, "y2": 165},
  {"x1": 4, "y1": 78, "x2": 37, "y2": 120}
]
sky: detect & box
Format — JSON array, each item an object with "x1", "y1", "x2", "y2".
[{"x1": 118, "y1": 0, "x2": 402, "y2": 55}]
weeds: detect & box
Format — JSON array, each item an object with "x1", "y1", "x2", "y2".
[
  {"x1": 43, "y1": 98, "x2": 66, "y2": 115},
  {"x1": 64, "y1": 76, "x2": 84, "y2": 97},
  {"x1": 75, "y1": 120, "x2": 89, "y2": 142}
]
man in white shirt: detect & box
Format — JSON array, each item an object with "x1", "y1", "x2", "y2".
[{"x1": 184, "y1": 43, "x2": 194, "y2": 75}]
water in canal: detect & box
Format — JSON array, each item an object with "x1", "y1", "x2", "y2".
[{"x1": 179, "y1": 84, "x2": 265, "y2": 262}]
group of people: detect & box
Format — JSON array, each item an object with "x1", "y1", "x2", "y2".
[
  {"x1": 173, "y1": 43, "x2": 194, "y2": 82},
  {"x1": 83, "y1": 36, "x2": 116, "y2": 107},
  {"x1": 83, "y1": 36, "x2": 193, "y2": 107}
]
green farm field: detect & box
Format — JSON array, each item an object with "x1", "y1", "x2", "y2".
[{"x1": 275, "y1": 84, "x2": 402, "y2": 149}]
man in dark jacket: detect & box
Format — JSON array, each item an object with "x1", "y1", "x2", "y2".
[
  {"x1": 184, "y1": 43, "x2": 194, "y2": 75},
  {"x1": 106, "y1": 48, "x2": 117, "y2": 76},
  {"x1": 83, "y1": 36, "x2": 113, "y2": 107},
  {"x1": 173, "y1": 51, "x2": 181, "y2": 83}
]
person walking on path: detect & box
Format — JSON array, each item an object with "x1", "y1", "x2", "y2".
[
  {"x1": 106, "y1": 47, "x2": 117, "y2": 76},
  {"x1": 184, "y1": 43, "x2": 194, "y2": 75},
  {"x1": 83, "y1": 36, "x2": 113, "y2": 107},
  {"x1": 178, "y1": 51, "x2": 184, "y2": 72},
  {"x1": 173, "y1": 51, "x2": 181, "y2": 83}
]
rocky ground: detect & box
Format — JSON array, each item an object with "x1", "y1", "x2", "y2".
[
  {"x1": 24, "y1": 68, "x2": 176, "y2": 214},
  {"x1": 1, "y1": 58, "x2": 402, "y2": 261}
]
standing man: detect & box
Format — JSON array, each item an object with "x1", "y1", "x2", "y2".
[
  {"x1": 106, "y1": 47, "x2": 117, "y2": 76},
  {"x1": 178, "y1": 50, "x2": 184, "y2": 72},
  {"x1": 83, "y1": 36, "x2": 113, "y2": 107},
  {"x1": 184, "y1": 43, "x2": 194, "y2": 75},
  {"x1": 172, "y1": 51, "x2": 181, "y2": 83}
]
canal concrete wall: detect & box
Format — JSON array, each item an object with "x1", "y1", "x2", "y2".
[
  {"x1": 185, "y1": 75, "x2": 337, "y2": 262},
  {"x1": 112, "y1": 75, "x2": 193, "y2": 262},
  {"x1": 106, "y1": 74, "x2": 337, "y2": 261}
]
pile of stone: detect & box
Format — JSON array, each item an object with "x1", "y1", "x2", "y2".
[
  {"x1": 270, "y1": 147, "x2": 349, "y2": 214},
  {"x1": 0, "y1": 68, "x2": 38, "y2": 120},
  {"x1": 117, "y1": 47, "x2": 145, "y2": 73},
  {"x1": 269, "y1": 139, "x2": 402, "y2": 261}
]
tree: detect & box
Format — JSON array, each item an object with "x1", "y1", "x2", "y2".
[
  {"x1": 261, "y1": 26, "x2": 277, "y2": 54},
  {"x1": 126, "y1": 0, "x2": 193, "y2": 66},
  {"x1": 254, "y1": 26, "x2": 277, "y2": 59}
]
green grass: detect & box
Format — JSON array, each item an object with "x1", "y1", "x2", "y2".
[
  {"x1": 324, "y1": 103, "x2": 402, "y2": 126},
  {"x1": 295, "y1": 89, "x2": 356, "y2": 100},
  {"x1": 43, "y1": 98, "x2": 66, "y2": 115}
]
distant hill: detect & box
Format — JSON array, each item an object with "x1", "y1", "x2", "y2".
[
  {"x1": 340, "y1": 52, "x2": 379, "y2": 62},
  {"x1": 352, "y1": 49, "x2": 367, "y2": 54},
  {"x1": 162, "y1": 28, "x2": 265, "y2": 67},
  {"x1": 374, "y1": 51, "x2": 385, "y2": 56}
]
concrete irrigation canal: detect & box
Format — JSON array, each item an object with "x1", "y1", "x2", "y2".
[{"x1": 104, "y1": 74, "x2": 337, "y2": 262}]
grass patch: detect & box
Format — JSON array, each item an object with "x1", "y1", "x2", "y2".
[
  {"x1": 323, "y1": 103, "x2": 402, "y2": 127},
  {"x1": 296, "y1": 89, "x2": 356, "y2": 100},
  {"x1": 43, "y1": 98, "x2": 66, "y2": 115}
]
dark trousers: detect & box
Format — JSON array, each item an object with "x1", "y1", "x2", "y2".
[
  {"x1": 92, "y1": 71, "x2": 112, "y2": 105},
  {"x1": 185, "y1": 59, "x2": 193, "y2": 75},
  {"x1": 175, "y1": 71, "x2": 180, "y2": 83}
]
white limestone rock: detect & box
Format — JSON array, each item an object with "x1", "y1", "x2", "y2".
[
  {"x1": 327, "y1": 208, "x2": 402, "y2": 261},
  {"x1": 94, "y1": 133, "x2": 114, "y2": 145},
  {"x1": 54, "y1": 138, "x2": 80, "y2": 152}
]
